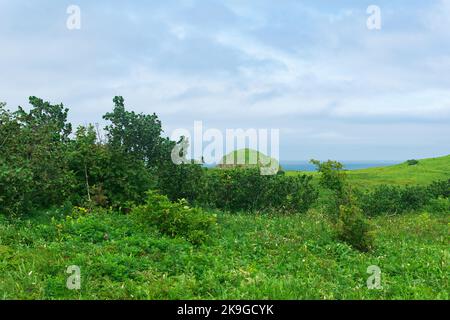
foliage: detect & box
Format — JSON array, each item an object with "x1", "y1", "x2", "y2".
[
  {"x1": 336, "y1": 203, "x2": 374, "y2": 252},
  {"x1": 425, "y1": 197, "x2": 450, "y2": 213},
  {"x1": 0, "y1": 98, "x2": 76, "y2": 214},
  {"x1": 358, "y1": 180, "x2": 449, "y2": 216},
  {"x1": 0, "y1": 208, "x2": 447, "y2": 299},
  {"x1": 1, "y1": 96, "x2": 449, "y2": 300},
  {"x1": 310, "y1": 159, "x2": 353, "y2": 220},
  {"x1": 406, "y1": 159, "x2": 419, "y2": 166},
  {"x1": 103, "y1": 96, "x2": 167, "y2": 168},
  {"x1": 310, "y1": 159, "x2": 347, "y2": 195},
  {"x1": 132, "y1": 191, "x2": 217, "y2": 245},
  {"x1": 358, "y1": 185, "x2": 403, "y2": 216},
  {"x1": 428, "y1": 179, "x2": 450, "y2": 198},
  {"x1": 157, "y1": 162, "x2": 206, "y2": 203},
  {"x1": 201, "y1": 168, "x2": 318, "y2": 213},
  {"x1": 0, "y1": 160, "x2": 33, "y2": 216}
]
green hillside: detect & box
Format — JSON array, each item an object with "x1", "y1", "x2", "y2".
[
  {"x1": 218, "y1": 148, "x2": 280, "y2": 170},
  {"x1": 287, "y1": 155, "x2": 450, "y2": 188},
  {"x1": 346, "y1": 155, "x2": 450, "y2": 188}
]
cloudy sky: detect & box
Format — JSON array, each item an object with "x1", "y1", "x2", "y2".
[{"x1": 1, "y1": 0, "x2": 449, "y2": 161}]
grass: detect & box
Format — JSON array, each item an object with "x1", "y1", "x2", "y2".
[
  {"x1": 287, "y1": 154, "x2": 450, "y2": 189},
  {"x1": 219, "y1": 148, "x2": 280, "y2": 169},
  {"x1": 1, "y1": 154, "x2": 449, "y2": 300},
  {"x1": 0, "y1": 207, "x2": 448, "y2": 300}
]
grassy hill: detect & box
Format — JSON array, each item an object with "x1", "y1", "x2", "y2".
[
  {"x1": 218, "y1": 148, "x2": 280, "y2": 170},
  {"x1": 346, "y1": 155, "x2": 450, "y2": 188},
  {"x1": 287, "y1": 155, "x2": 450, "y2": 188}
]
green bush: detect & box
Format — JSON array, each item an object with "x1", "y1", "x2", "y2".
[
  {"x1": 310, "y1": 159, "x2": 347, "y2": 195},
  {"x1": 201, "y1": 168, "x2": 318, "y2": 213},
  {"x1": 425, "y1": 197, "x2": 450, "y2": 213},
  {"x1": 406, "y1": 159, "x2": 419, "y2": 166},
  {"x1": 156, "y1": 162, "x2": 206, "y2": 203},
  {"x1": 359, "y1": 180, "x2": 448, "y2": 216},
  {"x1": 400, "y1": 186, "x2": 431, "y2": 211},
  {"x1": 428, "y1": 179, "x2": 450, "y2": 198},
  {"x1": 336, "y1": 203, "x2": 374, "y2": 252},
  {"x1": 132, "y1": 191, "x2": 217, "y2": 245},
  {"x1": 0, "y1": 162, "x2": 33, "y2": 216}
]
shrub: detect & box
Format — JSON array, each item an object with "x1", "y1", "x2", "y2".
[
  {"x1": 201, "y1": 168, "x2": 318, "y2": 213},
  {"x1": 359, "y1": 185, "x2": 404, "y2": 216},
  {"x1": 336, "y1": 203, "x2": 374, "y2": 252},
  {"x1": 428, "y1": 179, "x2": 450, "y2": 198},
  {"x1": 0, "y1": 162, "x2": 33, "y2": 216},
  {"x1": 400, "y1": 186, "x2": 431, "y2": 211},
  {"x1": 425, "y1": 197, "x2": 450, "y2": 213},
  {"x1": 132, "y1": 191, "x2": 217, "y2": 245},
  {"x1": 406, "y1": 159, "x2": 419, "y2": 166},
  {"x1": 310, "y1": 159, "x2": 347, "y2": 195},
  {"x1": 359, "y1": 180, "x2": 448, "y2": 216},
  {"x1": 156, "y1": 162, "x2": 206, "y2": 203}
]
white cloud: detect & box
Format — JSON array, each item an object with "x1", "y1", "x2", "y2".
[{"x1": 0, "y1": 0, "x2": 449, "y2": 160}]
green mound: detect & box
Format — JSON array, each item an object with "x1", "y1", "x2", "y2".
[{"x1": 217, "y1": 148, "x2": 280, "y2": 172}]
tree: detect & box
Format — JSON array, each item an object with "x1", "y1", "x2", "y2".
[
  {"x1": 103, "y1": 96, "x2": 166, "y2": 168},
  {"x1": 0, "y1": 98, "x2": 75, "y2": 213},
  {"x1": 310, "y1": 159, "x2": 347, "y2": 195}
]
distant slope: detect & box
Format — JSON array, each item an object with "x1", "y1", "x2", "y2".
[
  {"x1": 218, "y1": 148, "x2": 280, "y2": 170},
  {"x1": 346, "y1": 155, "x2": 450, "y2": 187},
  {"x1": 286, "y1": 155, "x2": 450, "y2": 187}
]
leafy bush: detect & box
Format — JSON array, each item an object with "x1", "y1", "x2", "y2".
[
  {"x1": 310, "y1": 159, "x2": 347, "y2": 195},
  {"x1": 400, "y1": 186, "x2": 431, "y2": 211},
  {"x1": 132, "y1": 192, "x2": 217, "y2": 245},
  {"x1": 358, "y1": 180, "x2": 449, "y2": 216},
  {"x1": 0, "y1": 162, "x2": 33, "y2": 216},
  {"x1": 359, "y1": 185, "x2": 407, "y2": 216},
  {"x1": 406, "y1": 159, "x2": 419, "y2": 166},
  {"x1": 336, "y1": 203, "x2": 374, "y2": 252},
  {"x1": 0, "y1": 98, "x2": 77, "y2": 214},
  {"x1": 156, "y1": 162, "x2": 206, "y2": 203},
  {"x1": 428, "y1": 179, "x2": 450, "y2": 198},
  {"x1": 425, "y1": 197, "x2": 450, "y2": 213},
  {"x1": 201, "y1": 168, "x2": 318, "y2": 213}
]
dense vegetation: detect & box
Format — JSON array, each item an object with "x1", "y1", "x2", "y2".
[
  {"x1": 0, "y1": 97, "x2": 317, "y2": 216},
  {"x1": 0, "y1": 97, "x2": 448, "y2": 300}
]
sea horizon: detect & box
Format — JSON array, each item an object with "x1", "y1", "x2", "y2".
[
  {"x1": 279, "y1": 160, "x2": 402, "y2": 172},
  {"x1": 203, "y1": 160, "x2": 403, "y2": 171}
]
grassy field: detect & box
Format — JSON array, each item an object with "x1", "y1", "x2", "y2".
[
  {"x1": 0, "y1": 209, "x2": 448, "y2": 300},
  {"x1": 1, "y1": 155, "x2": 449, "y2": 300},
  {"x1": 287, "y1": 154, "x2": 450, "y2": 188}
]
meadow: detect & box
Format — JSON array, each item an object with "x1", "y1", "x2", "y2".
[
  {"x1": 1, "y1": 157, "x2": 449, "y2": 300},
  {"x1": 0, "y1": 97, "x2": 448, "y2": 300},
  {"x1": 287, "y1": 155, "x2": 450, "y2": 188}
]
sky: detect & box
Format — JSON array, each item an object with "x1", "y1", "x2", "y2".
[{"x1": 0, "y1": 0, "x2": 449, "y2": 161}]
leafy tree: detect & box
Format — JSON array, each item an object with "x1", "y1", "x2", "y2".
[
  {"x1": 156, "y1": 136, "x2": 207, "y2": 202},
  {"x1": 103, "y1": 96, "x2": 166, "y2": 168},
  {"x1": 0, "y1": 98, "x2": 75, "y2": 212},
  {"x1": 310, "y1": 159, "x2": 347, "y2": 195},
  {"x1": 68, "y1": 123, "x2": 154, "y2": 209},
  {"x1": 68, "y1": 125, "x2": 106, "y2": 205}
]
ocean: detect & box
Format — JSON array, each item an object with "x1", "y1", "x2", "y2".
[{"x1": 280, "y1": 161, "x2": 401, "y2": 172}]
